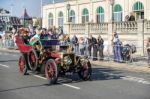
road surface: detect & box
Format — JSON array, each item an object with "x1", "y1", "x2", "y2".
[{"x1": 0, "y1": 52, "x2": 150, "y2": 99}]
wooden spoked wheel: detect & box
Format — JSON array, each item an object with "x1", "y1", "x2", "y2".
[
  {"x1": 45, "y1": 59, "x2": 58, "y2": 84},
  {"x1": 18, "y1": 55, "x2": 27, "y2": 75},
  {"x1": 28, "y1": 49, "x2": 38, "y2": 71}
]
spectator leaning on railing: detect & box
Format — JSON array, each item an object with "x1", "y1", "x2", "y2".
[
  {"x1": 71, "y1": 34, "x2": 79, "y2": 54},
  {"x1": 112, "y1": 32, "x2": 123, "y2": 62},
  {"x1": 91, "y1": 35, "x2": 97, "y2": 61},
  {"x1": 0, "y1": 35, "x2": 2, "y2": 47},
  {"x1": 79, "y1": 37, "x2": 85, "y2": 55},
  {"x1": 146, "y1": 37, "x2": 150, "y2": 68},
  {"x1": 97, "y1": 35, "x2": 104, "y2": 60},
  {"x1": 128, "y1": 12, "x2": 135, "y2": 21}
]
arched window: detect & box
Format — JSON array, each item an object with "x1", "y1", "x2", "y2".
[
  {"x1": 48, "y1": 13, "x2": 53, "y2": 27},
  {"x1": 96, "y1": 6, "x2": 104, "y2": 23},
  {"x1": 58, "y1": 11, "x2": 63, "y2": 27},
  {"x1": 113, "y1": 4, "x2": 122, "y2": 22},
  {"x1": 82, "y1": 8, "x2": 89, "y2": 23},
  {"x1": 69, "y1": 10, "x2": 75, "y2": 23},
  {"x1": 133, "y1": 2, "x2": 144, "y2": 19}
]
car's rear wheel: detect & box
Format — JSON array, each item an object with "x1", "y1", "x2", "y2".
[
  {"x1": 78, "y1": 61, "x2": 92, "y2": 80},
  {"x1": 45, "y1": 59, "x2": 58, "y2": 84},
  {"x1": 27, "y1": 49, "x2": 38, "y2": 71},
  {"x1": 18, "y1": 55, "x2": 27, "y2": 75}
]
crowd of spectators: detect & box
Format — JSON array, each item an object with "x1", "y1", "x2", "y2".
[{"x1": 2, "y1": 25, "x2": 150, "y2": 67}]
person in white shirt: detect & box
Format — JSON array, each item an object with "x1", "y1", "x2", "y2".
[{"x1": 112, "y1": 32, "x2": 123, "y2": 62}]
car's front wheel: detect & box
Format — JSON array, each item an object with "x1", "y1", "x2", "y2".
[
  {"x1": 45, "y1": 59, "x2": 58, "y2": 84},
  {"x1": 78, "y1": 61, "x2": 92, "y2": 80}
]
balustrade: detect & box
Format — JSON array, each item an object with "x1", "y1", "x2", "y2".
[
  {"x1": 113, "y1": 21, "x2": 137, "y2": 33},
  {"x1": 70, "y1": 23, "x2": 86, "y2": 34},
  {"x1": 144, "y1": 20, "x2": 150, "y2": 33}
]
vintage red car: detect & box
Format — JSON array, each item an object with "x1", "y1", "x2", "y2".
[{"x1": 16, "y1": 37, "x2": 92, "y2": 84}]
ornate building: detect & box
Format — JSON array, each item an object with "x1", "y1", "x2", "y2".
[
  {"x1": 0, "y1": 8, "x2": 21, "y2": 31},
  {"x1": 42, "y1": 0, "x2": 149, "y2": 28}
]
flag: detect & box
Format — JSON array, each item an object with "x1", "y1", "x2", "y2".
[{"x1": 29, "y1": 34, "x2": 41, "y2": 46}]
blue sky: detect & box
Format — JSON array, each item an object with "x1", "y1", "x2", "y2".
[{"x1": 0, "y1": 0, "x2": 63, "y2": 17}]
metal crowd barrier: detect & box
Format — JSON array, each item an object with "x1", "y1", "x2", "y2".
[
  {"x1": 0, "y1": 39, "x2": 148, "y2": 66},
  {"x1": 72, "y1": 44, "x2": 148, "y2": 66},
  {"x1": 0, "y1": 38, "x2": 17, "y2": 49}
]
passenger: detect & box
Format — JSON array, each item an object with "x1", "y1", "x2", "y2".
[
  {"x1": 51, "y1": 26, "x2": 57, "y2": 39},
  {"x1": 22, "y1": 30, "x2": 30, "y2": 44},
  {"x1": 29, "y1": 27, "x2": 43, "y2": 52},
  {"x1": 41, "y1": 28, "x2": 48, "y2": 40},
  {"x1": 63, "y1": 34, "x2": 70, "y2": 45},
  {"x1": 47, "y1": 28, "x2": 53, "y2": 40},
  {"x1": 19, "y1": 28, "x2": 30, "y2": 44}
]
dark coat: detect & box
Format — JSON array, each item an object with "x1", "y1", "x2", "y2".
[
  {"x1": 129, "y1": 15, "x2": 135, "y2": 21},
  {"x1": 71, "y1": 36, "x2": 78, "y2": 45},
  {"x1": 88, "y1": 37, "x2": 97, "y2": 47},
  {"x1": 97, "y1": 38, "x2": 104, "y2": 50}
]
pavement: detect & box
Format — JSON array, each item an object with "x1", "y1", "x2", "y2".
[
  {"x1": 0, "y1": 48, "x2": 150, "y2": 74},
  {"x1": 91, "y1": 61, "x2": 150, "y2": 74}
]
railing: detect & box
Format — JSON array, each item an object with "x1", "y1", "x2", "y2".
[
  {"x1": 69, "y1": 21, "x2": 140, "y2": 35},
  {"x1": 89, "y1": 23, "x2": 108, "y2": 33},
  {"x1": 0, "y1": 38, "x2": 16, "y2": 49},
  {"x1": 70, "y1": 23, "x2": 86, "y2": 34},
  {"x1": 0, "y1": 37, "x2": 148, "y2": 66},
  {"x1": 72, "y1": 43, "x2": 148, "y2": 66},
  {"x1": 113, "y1": 21, "x2": 138, "y2": 33},
  {"x1": 144, "y1": 20, "x2": 150, "y2": 33}
]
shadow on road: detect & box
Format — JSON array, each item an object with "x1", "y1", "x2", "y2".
[
  {"x1": 0, "y1": 67, "x2": 125, "y2": 93},
  {"x1": 56, "y1": 67, "x2": 125, "y2": 84},
  {"x1": 0, "y1": 84, "x2": 47, "y2": 93}
]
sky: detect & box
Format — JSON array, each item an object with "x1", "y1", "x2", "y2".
[{"x1": 0, "y1": 0, "x2": 64, "y2": 17}]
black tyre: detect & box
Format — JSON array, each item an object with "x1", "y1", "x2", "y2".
[
  {"x1": 45, "y1": 59, "x2": 58, "y2": 84},
  {"x1": 40, "y1": 60, "x2": 47, "y2": 74},
  {"x1": 78, "y1": 61, "x2": 92, "y2": 80},
  {"x1": 18, "y1": 55, "x2": 27, "y2": 75},
  {"x1": 27, "y1": 49, "x2": 38, "y2": 71}
]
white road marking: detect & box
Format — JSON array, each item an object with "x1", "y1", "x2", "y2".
[
  {"x1": 33, "y1": 75, "x2": 47, "y2": 80},
  {"x1": 99, "y1": 71, "x2": 150, "y2": 85},
  {"x1": 0, "y1": 64, "x2": 10, "y2": 68},
  {"x1": 33, "y1": 75, "x2": 81, "y2": 90},
  {"x1": 121, "y1": 76, "x2": 150, "y2": 85},
  {"x1": 61, "y1": 83, "x2": 80, "y2": 90},
  {"x1": 0, "y1": 52, "x2": 17, "y2": 56}
]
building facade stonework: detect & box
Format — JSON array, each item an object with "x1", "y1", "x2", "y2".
[
  {"x1": 42, "y1": 0, "x2": 150, "y2": 55},
  {"x1": 43, "y1": 0, "x2": 150, "y2": 28}
]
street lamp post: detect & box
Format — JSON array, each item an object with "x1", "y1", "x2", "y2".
[
  {"x1": 110, "y1": 0, "x2": 115, "y2": 22},
  {"x1": 66, "y1": 3, "x2": 70, "y2": 22},
  {"x1": 10, "y1": 4, "x2": 14, "y2": 16},
  {"x1": 41, "y1": 0, "x2": 43, "y2": 18}
]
